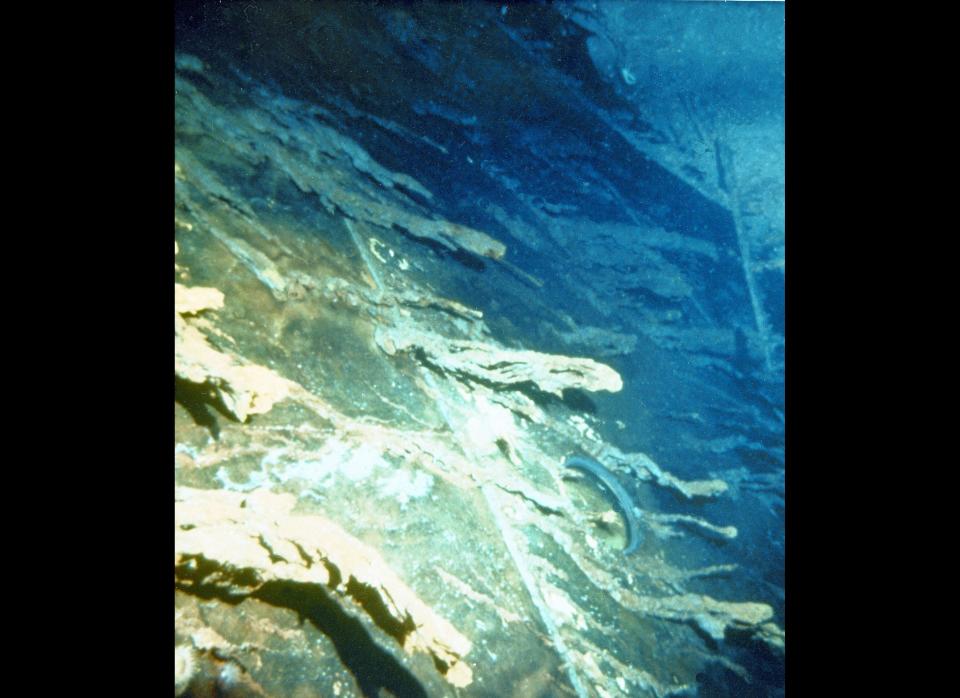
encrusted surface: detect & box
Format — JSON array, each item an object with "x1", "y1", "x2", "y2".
[{"x1": 174, "y1": 4, "x2": 784, "y2": 695}]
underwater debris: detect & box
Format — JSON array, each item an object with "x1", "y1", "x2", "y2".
[
  {"x1": 405, "y1": 216, "x2": 506, "y2": 261},
  {"x1": 600, "y1": 446, "x2": 729, "y2": 500},
  {"x1": 175, "y1": 283, "x2": 224, "y2": 316},
  {"x1": 389, "y1": 289, "x2": 484, "y2": 321},
  {"x1": 205, "y1": 225, "x2": 291, "y2": 301},
  {"x1": 174, "y1": 19, "x2": 784, "y2": 691},
  {"x1": 180, "y1": 66, "x2": 506, "y2": 266},
  {"x1": 175, "y1": 486, "x2": 474, "y2": 687},
  {"x1": 635, "y1": 593, "x2": 778, "y2": 646},
  {"x1": 375, "y1": 326, "x2": 623, "y2": 397},
  {"x1": 174, "y1": 644, "x2": 195, "y2": 697},
  {"x1": 175, "y1": 284, "x2": 297, "y2": 422},
  {"x1": 649, "y1": 512, "x2": 738, "y2": 542},
  {"x1": 479, "y1": 482, "x2": 592, "y2": 698},
  {"x1": 563, "y1": 455, "x2": 643, "y2": 554}
]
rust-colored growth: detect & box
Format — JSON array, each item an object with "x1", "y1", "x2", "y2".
[{"x1": 175, "y1": 487, "x2": 474, "y2": 687}]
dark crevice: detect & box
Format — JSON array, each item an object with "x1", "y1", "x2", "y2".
[
  {"x1": 448, "y1": 246, "x2": 487, "y2": 271},
  {"x1": 560, "y1": 388, "x2": 597, "y2": 414},
  {"x1": 393, "y1": 182, "x2": 433, "y2": 209},
  {"x1": 175, "y1": 555, "x2": 258, "y2": 604},
  {"x1": 257, "y1": 534, "x2": 287, "y2": 564},
  {"x1": 344, "y1": 579, "x2": 417, "y2": 645},
  {"x1": 176, "y1": 565, "x2": 429, "y2": 698},
  {"x1": 254, "y1": 580, "x2": 429, "y2": 698},
  {"x1": 175, "y1": 375, "x2": 231, "y2": 439}
]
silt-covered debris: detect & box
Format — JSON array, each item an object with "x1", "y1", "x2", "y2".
[{"x1": 174, "y1": 8, "x2": 783, "y2": 694}]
